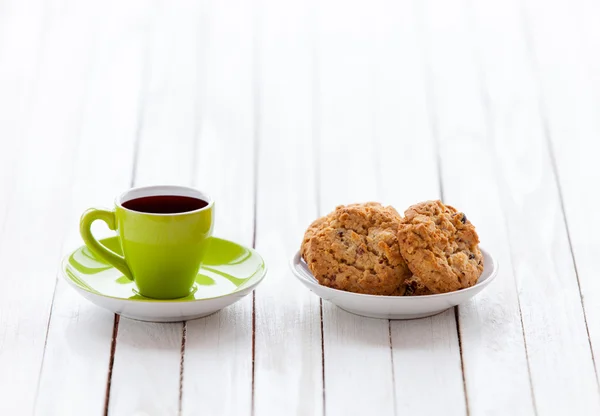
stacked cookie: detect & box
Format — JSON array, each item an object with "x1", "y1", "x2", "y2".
[{"x1": 301, "y1": 200, "x2": 483, "y2": 296}]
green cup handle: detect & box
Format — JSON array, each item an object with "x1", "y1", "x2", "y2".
[{"x1": 79, "y1": 208, "x2": 134, "y2": 281}]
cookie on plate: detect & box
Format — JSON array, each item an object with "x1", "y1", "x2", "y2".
[
  {"x1": 300, "y1": 213, "x2": 332, "y2": 261},
  {"x1": 301, "y1": 202, "x2": 411, "y2": 296},
  {"x1": 397, "y1": 200, "x2": 483, "y2": 294}
]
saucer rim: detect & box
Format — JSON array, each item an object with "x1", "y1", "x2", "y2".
[
  {"x1": 290, "y1": 247, "x2": 498, "y2": 300},
  {"x1": 61, "y1": 236, "x2": 268, "y2": 304}
]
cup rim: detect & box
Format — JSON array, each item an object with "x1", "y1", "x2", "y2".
[{"x1": 115, "y1": 185, "x2": 214, "y2": 216}]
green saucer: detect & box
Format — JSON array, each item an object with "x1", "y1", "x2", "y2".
[
  {"x1": 62, "y1": 236, "x2": 266, "y2": 321},
  {"x1": 64, "y1": 236, "x2": 266, "y2": 302}
]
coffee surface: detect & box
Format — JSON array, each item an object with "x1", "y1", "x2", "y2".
[{"x1": 122, "y1": 195, "x2": 208, "y2": 214}]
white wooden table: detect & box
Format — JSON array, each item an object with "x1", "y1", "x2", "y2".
[{"x1": 1, "y1": 0, "x2": 599, "y2": 414}]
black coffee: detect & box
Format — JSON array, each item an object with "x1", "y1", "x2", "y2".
[{"x1": 123, "y1": 195, "x2": 208, "y2": 214}]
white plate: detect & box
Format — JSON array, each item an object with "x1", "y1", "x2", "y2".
[{"x1": 290, "y1": 248, "x2": 498, "y2": 320}]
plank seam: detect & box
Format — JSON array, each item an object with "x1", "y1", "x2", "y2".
[
  {"x1": 320, "y1": 300, "x2": 326, "y2": 416},
  {"x1": 454, "y1": 307, "x2": 470, "y2": 416},
  {"x1": 33, "y1": 277, "x2": 58, "y2": 413},
  {"x1": 103, "y1": 315, "x2": 120, "y2": 416},
  {"x1": 178, "y1": 322, "x2": 187, "y2": 416},
  {"x1": 250, "y1": 1, "x2": 260, "y2": 412},
  {"x1": 388, "y1": 322, "x2": 398, "y2": 416},
  {"x1": 311, "y1": 1, "x2": 325, "y2": 412}
]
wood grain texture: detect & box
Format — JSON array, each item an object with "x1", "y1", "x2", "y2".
[
  {"x1": 523, "y1": 0, "x2": 600, "y2": 395},
  {"x1": 252, "y1": 0, "x2": 323, "y2": 414},
  {"x1": 34, "y1": 3, "x2": 148, "y2": 414},
  {"x1": 181, "y1": 0, "x2": 255, "y2": 414},
  {"x1": 472, "y1": 0, "x2": 599, "y2": 413},
  {"x1": 375, "y1": 0, "x2": 467, "y2": 414},
  {"x1": 315, "y1": 1, "x2": 393, "y2": 415},
  {"x1": 0, "y1": 0, "x2": 597, "y2": 414},
  {"x1": 0, "y1": 1, "x2": 98, "y2": 413},
  {"x1": 417, "y1": 0, "x2": 537, "y2": 414},
  {"x1": 107, "y1": 2, "x2": 200, "y2": 414}
]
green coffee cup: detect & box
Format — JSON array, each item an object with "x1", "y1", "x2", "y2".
[{"x1": 79, "y1": 185, "x2": 214, "y2": 299}]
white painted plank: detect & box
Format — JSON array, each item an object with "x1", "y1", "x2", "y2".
[
  {"x1": 371, "y1": 0, "x2": 467, "y2": 413},
  {"x1": 181, "y1": 0, "x2": 255, "y2": 413},
  {"x1": 491, "y1": 104, "x2": 600, "y2": 413},
  {"x1": 2, "y1": 0, "x2": 596, "y2": 414},
  {"x1": 315, "y1": 0, "x2": 394, "y2": 414},
  {"x1": 372, "y1": 0, "x2": 440, "y2": 209},
  {"x1": 531, "y1": 0, "x2": 600, "y2": 392},
  {"x1": 458, "y1": 0, "x2": 558, "y2": 414},
  {"x1": 420, "y1": 0, "x2": 600, "y2": 414},
  {"x1": 107, "y1": 2, "x2": 202, "y2": 414},
  {"x1": 417, "y1": 0, "x2": 537, "y2": 415},
  {"x1": 523, "y1": 0, "x2": 600, "y2": 395},
  {"x1": 392, "y1": 310, "x2": 464, "y2": 414},
  {"x1": 252, "y1": 0, "x2": 323, "y2": 414},
  {"x1": 492, "y1": 0, "x2": 600, "y2": 412},
  {"x1": 35, "y1": 2, "x2": 152, "y2": 415},
  {"x1": 574, "y1": 0, "x2": 600, "y2": 94},
  {"x1": 130, "y1": 1, "x2": 199, "y2": 188},
  {"x1": 0, "y1": 0, "x2": 46, "y2": 224},
  {"x1": 0, "y1": 1, "x2": 96, "y2": 413}
]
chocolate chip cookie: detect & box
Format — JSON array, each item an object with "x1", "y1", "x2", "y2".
[
  {"x1": 301, "y1": 203, "x2": 411, "y2": 295},
  {"x1": 397, "y1": 200, "x2": 483, "y2": 294}
]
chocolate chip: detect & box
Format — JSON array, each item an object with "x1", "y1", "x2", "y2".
[
  {"x1": 461, "y1": 214, "x2": 467, "y2": 224},
  {"x1": 337, "y1": 231, "x2": 344, "y2": 238},
  {"x1": 357, "y1": 247, "x2": 364, "y2": 255},
  {"x1": 469, "y1": 253, "x2": 475, "y2": 260},
  {"x1": 405, "y1": 279, "x2": 421, "y2": 296}
]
